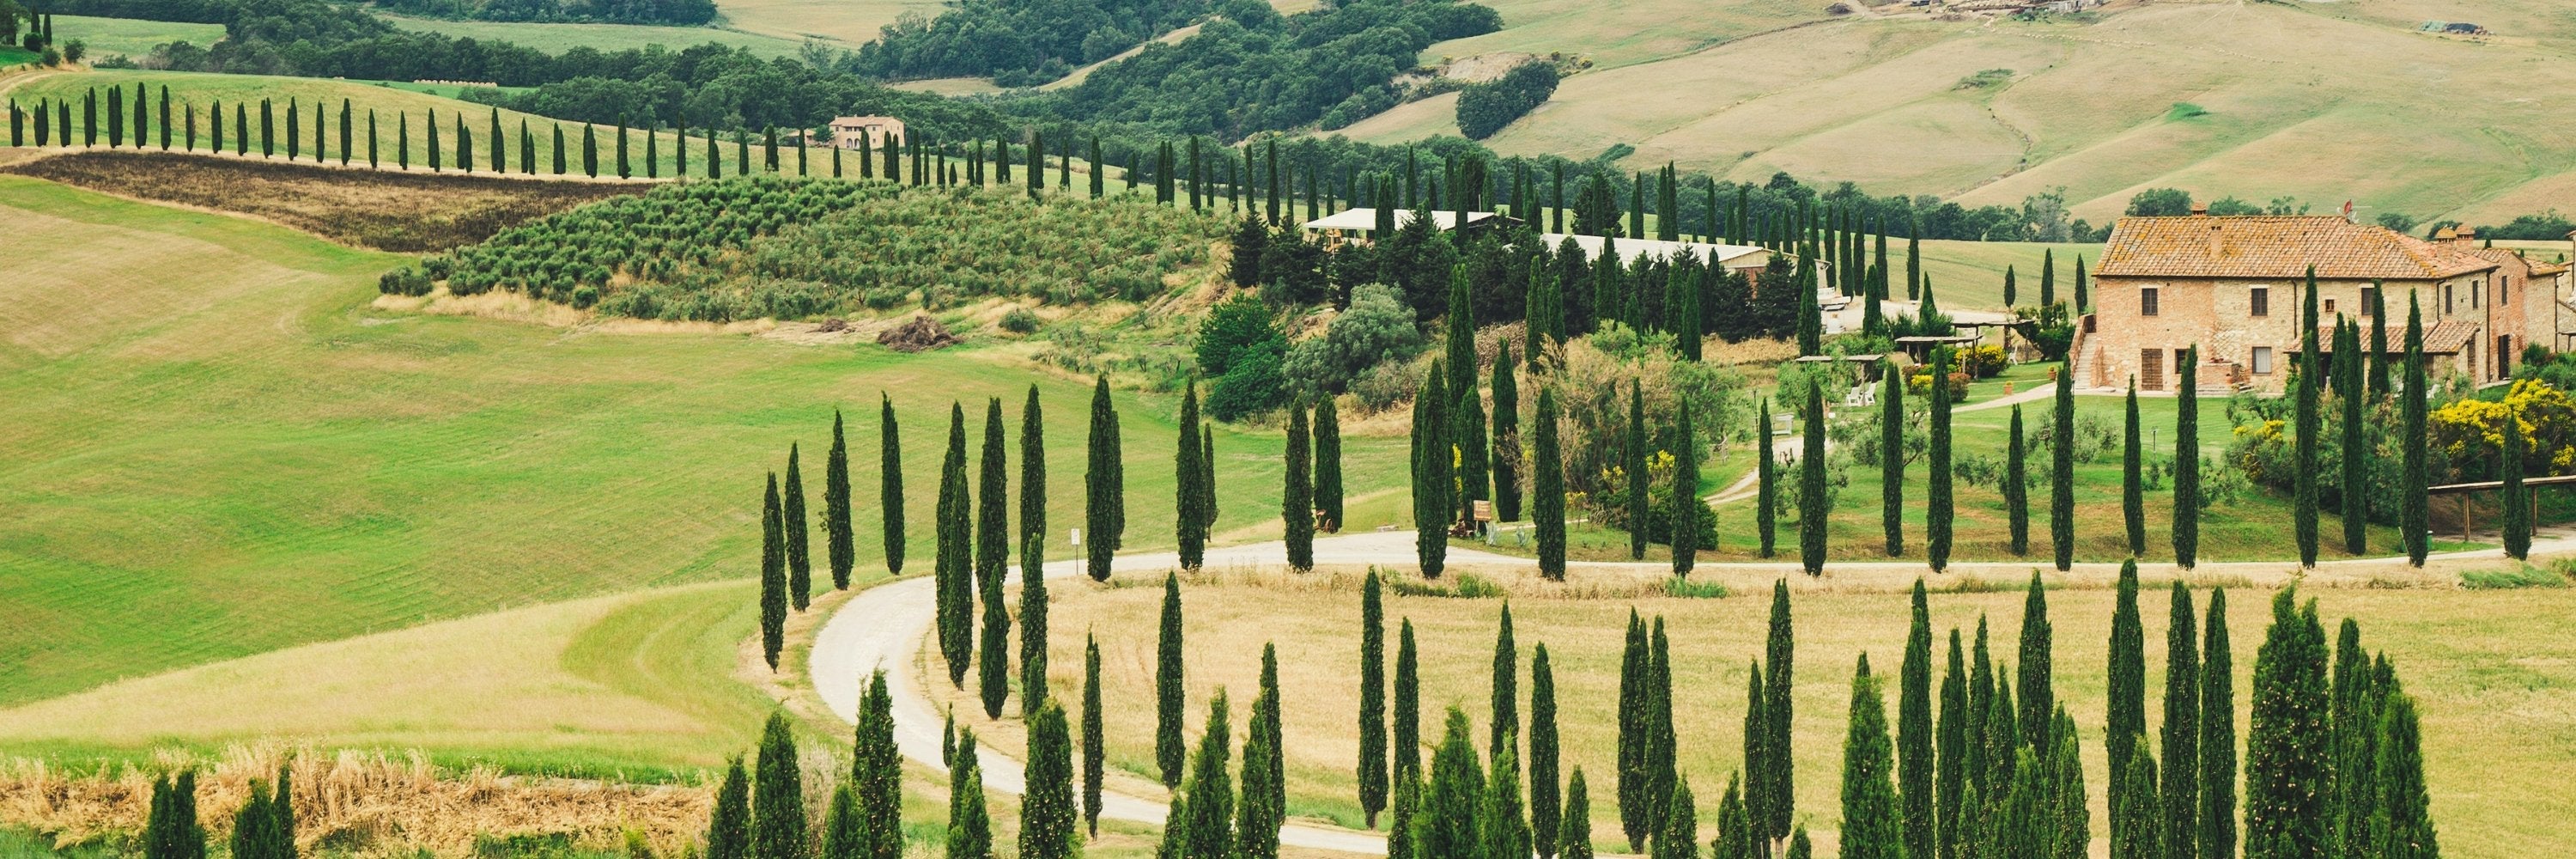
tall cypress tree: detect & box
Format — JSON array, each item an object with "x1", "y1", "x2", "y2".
[
  {"x1": 1648, "y1": 619, "x2": 1676, "y2": 844},
  {"x1": 1935, "y1": 630, "x2": 1966, "y2": 859},
  {"x1": 2001, "y1": 404, "x2": 2029, "y2": 556},
  {"x1": 2504, "y1": 411, "x2": 2530, "y2": 559},
  {"x1": 2020, "y1": 571, "x2": 2054, "y2": 752},
  {"x1": 1316, "y1": 397, "x2": 1346, "y2": 530},
  {"x1": 1899, "y1": 581, "x2": 1935, "y2": 859},
  {"x1": 827, "y1": 411, "x2": 854, "y2": 590},
  {"x1": 707, "y1": 758, "x2": 750, "y2": 859},
  {"x1": 1928, "y1": 347, "x2": 1955, "y2": 570},
  {"x1": 759, "y1": 474, "x2": 786, "y2": 669},
  {"x1": 2163, "y1": 582, "x2": 2202, "y2": 859},
  {"x1": 2247, "y1": 588, "x2": 2330, "y2": 859},
  {"x1": 2117, "y1": 380, "x2": 2144, "y2": 557},
  {"x1": 1535, "y1": 387, "x2": 1567, "y2": 580},
  {"x1": 1425, "y1": 708, "x2": 1488, "y2": 859},
  {"x1": 936, "y1": 403, "x2": 974, "y2": 686},
  {"x1": 1177, "y1": 383, "x2": 1207, "y2": 568},
  {"x1": 753, "y1": 712, "x2": 807, "y2": 859},
  {"x1": 2400, "y1": 298, "x2": 2428, "y2": 566},
  {"x1": 1762, "y1": 580, "x2": 1795, "y2": 849},
  {"x1": 880, "y1": 394, "x2": 906, "y2": 577},
  {"x1": 2201, "y1": 588, "x2": 2238, "y2": 859},
  {"x1": 1020, "y1": 386, "x2": 1050, "y2": 715},
  {"x1": 854, "y1": 671, "x2": 902, "y2": 858},
  {"x1": 1562, "y1": 768, "x2": 1595, "y2": 859},
  {"x1": 975, "y1": 398, "x2": 1011, "y2": 714},
  {"x1": 2048, "y1": 710, "x2": 2089, "y2": 859},
  {"x1": 785, "y1": 444, "x2": 811, "y2": 611},
  {"x1": 2329, "y1": 621, "x2": 2375, "y2": 858},
  {"x1": 1650, "y1": 778, "x2": 1695, "y2": 859},
  {"x1": 1757, "y1": 399, "x2": 1777, "y2": 558},
  {"x1": 1359, "y1": 571, "x2": 1389, "y2": 826},
  {"x1": 951, "y1": 729, "x2": 993, "y2": 859},
  {"x1": 2337, "y1": 320, "x2": 2367, "y2": 557},
  {"x1": 2050, "y1": 365, "x2": 2075, "y2": 570},
  {"x1": 1396, "y1": 618, "x2": 1423, "y2": 780},
  {"x1": 2175, "y1": 347, "x2": 2201, "y2": 568},
  {"x1": 1672, "y1": 402, "x2": 1699, "y2": 576},
  {"x1": 2114, "y1": 746, "x2": 2160, "y2": 859},
  {"x1": 1487, "y1": 605, "x2": 1521, "y2": 760},
  {"x1": 1484, "y1": 739, "x2": 1534, "y2": 859},
  {"x1": 2108, "y1": 559, "x2": 2147, "y2": 799},
  {"x1": 823, "y1": 785, "x2": 861, "y2": 859},
  {"x1": 1800, "y1": 384, "x2": 1827, "y2": 576},
  {"x1": 1082, "y1": 635, "x2": 1105, "y2": 836},
  {"x1": 2293, "y1": 268, "x2": 2323, "y2": 566},
  {"x1": 1238, "y1": 685, "x2": 1281, "y2": 859},
  {"x1": 1741, "y1": 661, "x2": 1771, "y2": 859},
  {"x1": 1493, "y1": 346, "x2": 1522, "y2": 522},
  {"x1": 1086, "y1": 375, "x2": 1122, "y2": 580},
  {"x1": 1842, "y1": 655, "x2": 1901, "y2": 859},
  {"x1": 1880, "y1": 362, "x2": 1905, "y2": 557},
  {"x1": 1414, "y1": 364, "x2": 1452, "y2": 577},
  {"x1": 2371, "y1": 690, "x2": 2437, "y2": 859},
  {"x1": 1460, "y1": 387, "x2": 1490, "y2": 528},
  {"x1": 1531, "y1": 643, "x2": 1562, "y2": 858},
  {"x1": 1618, "y1": 612, "x2": 1651, "y2": 850},
  {"x1": 1156, "y1": 571, "x2": 1187, "y2": 789},
  {"x1": 1625, "y1": 381, "x2": 1649, "y2": 560}
]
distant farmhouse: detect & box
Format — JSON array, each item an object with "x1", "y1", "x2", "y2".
[
  {"x1": 2079, "y1": 204, "x2": 2573, "y2": 393},
  {"x1": 825, "y1": 116, "x2": 906, "y2": 150}
]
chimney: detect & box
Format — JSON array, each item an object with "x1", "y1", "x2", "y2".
[
  {"x1": 2208, "y1": 220, "x2": 2223, "y2": 258},
  {"x1": 2453, "y1": 227, "x2": 2478, "y2": 247},
  {"x1": 2190, "y1": 201, "x2": 2209, "y2": 216}
]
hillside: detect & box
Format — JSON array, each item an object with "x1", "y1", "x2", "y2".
[{"x1": 1335, "y1": 0, "x2": 2576, "y2": 228}]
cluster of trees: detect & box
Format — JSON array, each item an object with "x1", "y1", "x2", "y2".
[
  {"x1": 750, "y1": 408, "x2": 878, "y2": 667},
  {"x1": 369, "y1": 0, "x2": 717, "y2": 27},
  {"x1": 1455, "y1": 60, "x2": 1562, "y2": 140},
  {"x1": 138, "y1": 767, "x2": 297, "y2": 859},
  {"x1": 850, "y1": 0, "x2": 1217, "y2": 85}
]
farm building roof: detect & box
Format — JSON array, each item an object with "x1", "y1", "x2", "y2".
[
  {"x1": 1302, "y1": 208, "x2": 1517, "y2": 231},
  {"x1": 2463, "y1": 246, "x2": 2570, "y2": 277},
  {"x1": 2311, "y1": 320, "x2": 2480, "y2": 355},
  {"x1": 2096, "y1": 215, "x2": 2498, "y2": 282},
  {"x1": 1542, "y1": 233, "x2": 1770, "y2": 270}
]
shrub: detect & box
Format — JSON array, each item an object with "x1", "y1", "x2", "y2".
[
  {"x1": 1207, "y1": 340, "x2": 1289, "y2": 422},
  {"x1": 1282, "y1": 283, "x2": 1426, "y2": 397},
  {"x1": 61, "y1": 40, "x2": 84, "y2": 63},
  {"x1": 377, "y1": 266, "x2": 434, "y2": 296},
  {"x1": 2430, "y1": 378, "x2": 2576, "y2": 479},
  {"x1": 999, "y1": 307, "x2": 1043, "y2": 334},
  {"x1": 1906, "y1": 369, "x2": 1970, "y2": 400},
  {"x1": 2021, "y1": 303, "x2": 2075, "y2": 361},
  {"x1": 1960, "y1": 344, "x2": 2008, "y2": 379},
  {"x1": 1455, "y1": 60, "x2": 1561, "y2": 140}
]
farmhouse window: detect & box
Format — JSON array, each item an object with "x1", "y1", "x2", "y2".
[
  {"x1": 2250, "y1": 286, "x2": 2269, "y2": 317},
  {"x1": 2323, "y1": 298, "x2": 2336, "y2": 314},
  {"x1": 2251, "y1": 346, "x2": 2274, "y2": 375},
  {"x1": 2445, "y1": 284, "x2": 2454, "y2": 314},
  {"x1": 2141, "y1": 288, "x2": 2160, "y2": 317},
  {"x1": 2471, "y1": 280, "x2": 2481, "y2": 308},
  {"x1": 2360, "y1": 286, "x2": 2377, "y2": 316}
]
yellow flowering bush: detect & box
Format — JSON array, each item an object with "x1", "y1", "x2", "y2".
[{"x1": 2430, "y1": 379, "x2": 2576, "y2": 478}]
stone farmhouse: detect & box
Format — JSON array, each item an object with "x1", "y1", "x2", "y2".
[
  {"x1": 2080, "y1": 207, "x2": 2573, "y2": 393},
  {"x1": 824, "y1": 116, "x2": 906, "y2": 150}
]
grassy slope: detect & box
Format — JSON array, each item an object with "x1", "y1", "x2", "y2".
[
  {"x1": 1336, "y1": 0, "x2": 2576, "y2": 228},
  {"x1": 52, "y1": 15, "x2": 227, "y2": 60},
  {"x1": 0, "y1": 174, "x2": 1404, "y2": 706},
  {"x1": 374, "y1": 12, "x2": 811, "y2": 58},
  {"x1": 1044, "y1": 577, "x2": 2576, "y2": 859}
]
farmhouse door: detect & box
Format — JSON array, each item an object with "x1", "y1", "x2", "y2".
[{"x1": 2141, "y1": 349, "x2": 2165, "y2": 392}]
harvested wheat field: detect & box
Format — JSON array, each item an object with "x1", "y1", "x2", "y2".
[{"x1": 4, "y1": 150, "x2": 642, "y2": 251}]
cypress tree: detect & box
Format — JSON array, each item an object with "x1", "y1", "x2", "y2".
[
  {"x1": 753, "y1": 712, "x2": 806, "y2": 859},
  {"x1": 1396, "y1": 618, "x2": 1422, "y2": 779},
  {"x1": 1795, "y1": 264, "x2": 1821, "y2": 356},
  {"x1": 1019, "y1": 387, "x2": 1049, "y2": 715},
  {"x1": 1317, "y1": 397, "x2": 1346, "y2": 531},
  {"x1": 2367, "y1": 285, "x2": 2392, "y2": 397},
  {"x1": 786, "y1": 444, "x2": 811, "y2": 611},
  {"x1": 365, "y1": 110, "x2": 373, "y2": 166},
  {"x1": 1787, "y1": 826, "x2": 1812, "y2": 859},
  {"x1": 1936, "y1": 630, "x2": 1967, "y2": 859},
  {"x1": 1085, "y1": 375, "x2": 1121, "y2": 580},
  {"x1": 2163, "y1": 582, "x2": 2202, "y2": 859},
  {"x1": 2371, "y1": 691, "x2": 2437, "y2": 859},
  {"x1": 1625, "y1": 381, "x2": 1649, "y2": 559},
  {"x1": 2504, "y1": 410, "x2": 2530, "y2": 559},
  {"x1": 1485, "y1": 740, "x2": 1534, "y2": 859},
  {"x1": 236, "y1": 102, "x2": 247, "y2": 156},
  {"x1": 703, "y1": 126, "x2": 717, "y2": 178},
  {"x1": 1489, "y1": 604, "x2": 1521, "y2": 758},
  {"x1": 1799, "y1": 384, "x2": 1826, "y2": 576},
  {"x1": 1715, "y1": 774, "x2": 1752, "y2": 859},
  {"x1": 1881, "y1": 362, "x2": 1905, "y2": 557},
  {"x1": 854, "y1": 671, "x2": 902, "y2": 859},
  {"x1": 1647, "y1": 620, "x2": 1676, "y2": 844},
  {"x1": 1493, "y1": 346, "x2": 1522, "y2": 522},
  {"x1": 2175, "y1": 346, "x2": 2201, "y2": 567},
  {"x1": 2246, "y1": 588, "x2": 2330, "y2": 859},
  {"x1": 1762, "y1": 580, "x2": 1795, "y2": 848},
  {"x1": 825, "y1": 411, "x2": 853, "y2": 590},
  {"x1": 2048, "y1": 710, "x2": 2088, "y2": 859},
  {"x1": 975, "y1": 398, "x2": 1010, "y2": 710},
  {"x1": 1971, "y1": 621, "x2": 2004, "y2": 799},
  {"x1": 1181, "y1": 690, "x2": 1236, "y2": 859},
  {"x1": 1258, "y1": 644, "x2": 1285, "y2": 825},
  {"x1": 2075, "y1": 255, "x2": 2090, "y2": 313},
  {"x1": 145, "y1": 771, "x2": 204, "y2": 859},
  {"x1": 1842, "y1": 654, "x2": 1901, "y2": 859},
  {"x1": 2201, "y1": 588, "x2": 2239, "y2": 859},
  {"x1": 2329, "y1": 621, "x2": 2373, "y2": 857},
  {"x1": 2049, "y1": 361, "x2": 2075, "y2": 570},
  {"x1": 2400, "y1": 297, "x2": 2428, "y2": 566},
  {"x1": 1198, "y1": 424, "x2": 1216, "y2": 535},
  {"x1": 879, "y1": 395, "x2": 906, "y2": 576},
  {"x1": 1425, "y1": 708, "x2": 1487, "y2": 859},
  {"x1": 1995, "y1": 404, "x2": 2026, "y2": 556},
  {"x1": 1531, "y1": 643, "x2": 1562, "y2": 857},
  {"x1": 454, "y1": 110, "x2": 469, "y2": 172},
  {"x1": 2294, "y1": 267, "x2": 2322, "y2": 568},
  {"x1": 1673, "y1": 401, "x2": 1699, "y2": 576},
  {"x1": 1285, "y1": 400, "x2": 1315, "y2": 571},
  {"x1": 1417, "y1": 363, "x2": 1452, "y2": 577},
  {"x1": 1900, "y1": 582, "x2": 1935, "y2": 859},
  {"x1": 1238, "y1": 688, "x2": 1281, "y2": 859},
  {"x1": 553, "y1": 124, "x2": 566, "y2": 174},
  {"x1": 1562, "y1": 768, "x2": 1595, "y2": 859},
  {"x1": 1082, "y1": 635, "x2": 1105, "y2": 836},
  {"x1": 2019, "y1": 572, "x2": 2054, "y2": 752},
  {"x1": 1448, "y1": 267, "x2": 1478, "y2": 399},
  {"x1": 1019, "y1": 703, "x2": 1078, "y2": 859},
  {"x1": 1535, "y1": 387, "x2": 1567, "y2": 580},
  {"x1": 1929, "y1": 347, "x2": 1955, "y2": 570},
  {"x1": 2108, "y1": 559, "x2": 2147, "y2": 795},
  {"x1": 1360, "y1": 571, "x2": 1389, "y2": 826},
  {"x1": 823, "y1": 785, "x2": 861, "y2": 859},
  {"x1": 423, "y1": 107, "x2": 436, "y2": 168},
  {"x1": 759, "y1": 474, "x2": 786, "y2": 669},
  {"x1": 707, "y1": 758, "x2": 750, "y2": 859},
  {"x1": 1650, "y1": 778, "x2": 1696, "y2": 859},
  {"x1": 2115, "y1": 379, "x2": 2143, "y2": 556},
  {"x1": 1389, "y1": 769, "x2": 1420, "y2": 859},
  {"x1": 1758, "y1": 399, "x2": 1777, "y2": 558},
  {"x1": 2113, "y1": 746, "x2": 2160, "y2": 859},
  {"x1": 616, "y1": 122, "x2": 630, "y2": 178},
  {"x1": 1618, "y1": 612, "x2": 1651, "y2": 850},
  {"x1": 1157, "y1": 571, "x2": 1187, "y2": 789},
  {"x1": 520, "y1": 119, "x2": 533, "y2": 174},
  {"x1": 2005, "y1": 265, "x2": 2019, "y2": 308},
  {"x1": 758, "y1": 126, "x2": 773, "y2": 174},
  {"x1": 2335, "y1": 321, "x2": 2366, "y2": 557},
  {"x1": 937, "y1": 403, "x2": 973, "y2": 686},
  {"x1": 1741, "y1": 662, "x2": 1771, "y2": 859},
  {"x1": 950, "y1": 728, "x2": 993, "y2": 859},
  {"x1": 1180, "y1": 381, "x2": 1206, "y2": 567}
]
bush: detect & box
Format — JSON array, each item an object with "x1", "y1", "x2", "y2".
[
  {"x1": 2021, "y1": 302, "x2": 2075, "y2": 361},
  {"x1": 1207, "y1": 340, "x2": 1289, "y2": 422},
  {"x1": 1455, "y1": 60, "x2": 1560, "y2": 139},
  {"x1": 1281, "y1": 283, "x2": 1426, "y2": 397},
  {"x1": 61, "y1": 40, "x2": 84, "y2": 62},
  {"x1": 2430, "y1": 378, "x2": 2576, "y2": 479},
  {"x1": 999, "y1": 307, "x2": 1042, "y2": 334},
  {"x1": 377, "y1": 266, "x2": 434, "y2": 296},
  {"x1": 1197, "y1": 294, "x2": 1284, "y2": 377},
  {"x1": 1906, "y1": 369, "x2": 1971, "y2": 400},
  {"x1": 1960, "y1": 344, "x2": 2008, "y2": 379}
]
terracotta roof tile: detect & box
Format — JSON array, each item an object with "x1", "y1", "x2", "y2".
[
  {"x1": 2463, "y1": 247, "x2": 2571, "y2": 277},
  {"x1": 2311, "y1": 320, "x2": 2478, "y2": 354},
  {"x1": 2097, "y1": 216, "x2": 2498, "y2": 281}
]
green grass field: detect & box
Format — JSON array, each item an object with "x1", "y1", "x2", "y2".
[
  {"x1": 1037, "y1": 576, "x2": 2576, "y2": 859},
  {"x1": 1333, "y1": 0, "x2": 2576, "y2": 228},
  {"x1": 52, "y1": 15, "x2": 227, "y2": 60},
  {"x1": 0, "y1": 174, "x2": 1404, "y2": 707},
  {"x1": 376, "y1": 12, "x2": 813, "y2": 58}
]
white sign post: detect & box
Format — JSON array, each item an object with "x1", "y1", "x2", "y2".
[{"x1": 1070, "y1": 528, "x2": 1082, "y2": 581}]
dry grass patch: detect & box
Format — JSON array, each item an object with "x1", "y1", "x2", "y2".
[{"x1": 6, "y1": 150, "x2": 641, "y2": 251}]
